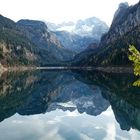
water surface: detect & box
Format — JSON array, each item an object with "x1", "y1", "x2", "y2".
[{"x1": 0, "y1": 70, "x2": 140, "y2": 140}]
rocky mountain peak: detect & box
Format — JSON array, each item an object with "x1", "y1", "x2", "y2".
[
  {"x1": 73, "y1": 17, "x2": 108, "y2": 38},
  {"x1": 47, "y1": 17, "x2": 108, "y2": 38},
  {"x1": 17, "y1": 19, "x2": 62, "y2": 47},
  {"x1": 0, "y1": 14, "x2": 16, "y2": 29},
  {"x1": 17, "y1": 19, "x2": 48, "y2": 32},
  {"x1": 100, "y1": 1, "x2": 140, "y2": 47},
  {"x1": 46, "y1": 17, "x2": 108, "y2": 52},
  {"x1": 73, "y1": 1, "x2": 140, "y2": 67},
  {"x1": 119, "y1": 2, "x2": 129, "y2": 9},
  {"x1": 111, "y1": 2, "x2": 129, "y2": 29},
  {"x1": 17, "y1": 19, "x2": 76, "y2": 61}
]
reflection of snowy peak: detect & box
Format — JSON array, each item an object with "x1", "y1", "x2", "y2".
[{"x1": 47, "y1": 80, "x2": 109, "y2": 116}]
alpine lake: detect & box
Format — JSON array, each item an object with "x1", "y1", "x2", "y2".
[{"x1": 0, "y1": 69, "x2": 140, "y2": 140}]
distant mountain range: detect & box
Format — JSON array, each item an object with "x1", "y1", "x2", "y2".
[
  {"x1": 47, "y1": 17, "x2": 108, "y2": 52},
  {"x1": 0, "y1": 1, "x2": 140, "y2": 67},
  {"x1": 0, "y1": 15, "x2": 108, "y2": 66}
]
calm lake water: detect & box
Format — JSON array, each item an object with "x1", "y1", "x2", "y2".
[{"x1": 0, "y1": 70, "x2": 140, "y2": 140}]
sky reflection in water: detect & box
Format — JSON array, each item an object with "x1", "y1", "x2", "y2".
[
  {"x1": 0, "y1": 70, "x2": 140, "y2": 140},
  {"x1": 0, "y1": 108, "x2": 140, "y2": 140}
]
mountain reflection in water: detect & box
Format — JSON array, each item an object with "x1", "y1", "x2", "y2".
[{"x1": 0, "y1": 70, "x2": 140, "y2": 140}]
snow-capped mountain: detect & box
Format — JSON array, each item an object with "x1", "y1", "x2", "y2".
[
  {"x1": 74, "y1": 17, "x2": 108, "y2": 39},
  {"x1": 47, "y1": 17, "x2": 109, "y2": 52},
  {"x1": 47, "y1": 17, "x2": 108, "y2": 38},
  {"x1": 47, "y1": 21, "x2": 75, "y2": 32}
]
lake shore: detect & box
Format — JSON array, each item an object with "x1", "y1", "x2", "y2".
[
  {"x1": 0, "y1": 66, "x2": 133, "y2": 73},
  {"x1": 37, "y1": 66, "x2": 133, "y2": 73}
]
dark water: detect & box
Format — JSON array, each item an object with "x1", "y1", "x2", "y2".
[{"x1": 0, "y1": 70, "x2": 140, "y2": 140}]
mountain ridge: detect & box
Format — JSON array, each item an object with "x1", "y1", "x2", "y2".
[
  {"x1": 47, "y1": 17, "x2": 108, "y2": 52},
  {"x1": 0, "y1": 15, "x2": 75, "y2": 67},
  {"x1": 73, "y1": 1, "x2": 140, "y2": 66}
]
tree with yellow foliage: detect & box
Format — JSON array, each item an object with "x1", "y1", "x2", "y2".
[{"x1": 129, "y1": 45, "x2": 140, "y2": 86}]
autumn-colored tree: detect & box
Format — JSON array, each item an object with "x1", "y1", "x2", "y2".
[{"x1": 129, "y1": 45, "x2": 140, "y2": 86}]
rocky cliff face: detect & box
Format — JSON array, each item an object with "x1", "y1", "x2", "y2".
[
  {"x1": 74, "y1": 17, "x2": 108, "y2": 38},
  {"x1": 17, "y1": 20, "x2": 62, "y2": 49},
  {"x1": 73, "y1": 1, "x2": 140, "y2": 66},
  {"x1": 17, "y1": 20, "x2": 75, "y2": 62},
  {"x1": 0, "y1": 15, "x2": 75, "y2": 67},
  {"x1": 111, "y1": 2, "x2": 129, "y2": 29},
  {"x1": 100, "y1": 2, "x2": 140, "y2": 47},
  {"x1": 0, "y1": 15, "x2": 40, "y2": 66},
  {"x1": 53, "y1": 30, "x2": 98, "y2": 52}
]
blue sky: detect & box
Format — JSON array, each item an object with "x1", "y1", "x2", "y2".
[{"x1": 0, "y1": 0, "x2": 139, "y2": 26}]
